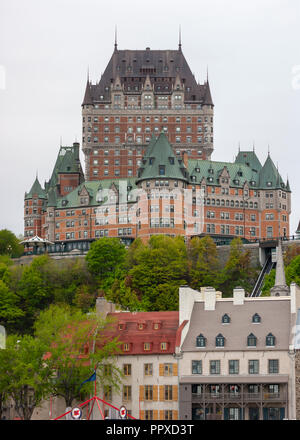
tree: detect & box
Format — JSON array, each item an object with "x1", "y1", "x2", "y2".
[
  {"x1": 0, "y1": 280, "x2": 24, "y2": 332},
  {"x1": 128, "y1": 235, "x2": 188, "y2": 310},
  {"x1": 86, "y1": 238, "x2": 126, "y2": 282},
  {"x1": 218, "y1": 238, "x2": 258, "y2": 297},
  {"x1": 1, "y1": 334, "x2": 50, "y2": 420},
  {"x1": 187, "y1": 236, "x2": 220, "y2": 290},
  {"x1": 0, "y1": 229, "x2": 24, "y2": 258},
  {"x1": 34, "y1": 304, "x2": 122, "y2": 408}
]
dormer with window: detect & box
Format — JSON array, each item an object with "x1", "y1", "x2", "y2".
[
  {"x1": 266, "y1": 333, "x2": 276, "y2": 346},
  {"x1": 247, "y1": 333, "x2": 257, "y2": 347},
  {"x1": 196, "y1": 334, "x2": 206, "y2": 347},
  {"x1": 216, "y1": 334, "x2": 225, "y2": 347},
  {"x1": 152, "y1": 321, "x2": 162, "y2": 330},
  {"x1": 252, "y1": 313, "x2": 261, "y2": 323},
  {"x1": 118, "y1": 321, "x2": 126, "y2": 331},
  {"x1": 137, "y1": 321, "x2": 146, "y2": 330},
  {"x1": 222, "y1": 314, "x2": 231, "y2": 324}
]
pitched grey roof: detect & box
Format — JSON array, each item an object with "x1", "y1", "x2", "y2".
[{"x1": 181, "y1": 298, "x2": 291, "y2": 352}]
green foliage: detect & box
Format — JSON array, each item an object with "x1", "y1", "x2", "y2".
[
  {"x1": 0, "y1": 334, "x2": 50, "y2": 420},
  {"x1": 0, "y1": 229, "x2": 24, "y2": 258},
  {"x1": 86, "y1": 238, "x2": 126, "y2": 280},
  {"x1": 187, "y1": 236, "x2": 220, "y2": 290},
  {"x1": 34, "y1": 304, "x2": 122, "y2": 407},
  {"x1": 262, "y1": 254, "x2": 300, "y2": 296},
  {"x1": 217, "y1": 238, "x2": 258, "y2": 297}
]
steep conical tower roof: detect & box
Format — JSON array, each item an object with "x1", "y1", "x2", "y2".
[
  {"x1": 203, "y1": 80, "x2": 214, "y2": 106},
  {"x1": 25, "y1": 177, "x2": 47, "y2": 200},
  {"x1": 136, "y1": 132, "x2": 187, "y2": 183},
  {"x1": 259, "y1": 154, "x2": 285, "y2": 189},
  {"x1": 82, "y1": 79, "x2": 93, "y2": 106}
]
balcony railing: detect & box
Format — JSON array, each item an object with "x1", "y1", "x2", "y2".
[{"x1": 192, "y1": 392, "x2": 287, "y2": 403}]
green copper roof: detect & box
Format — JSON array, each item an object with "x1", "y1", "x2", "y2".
[
  {"x1": 56, "y1": 178, "x2": 138, "y2": 209},
  {"x1": 25, "y1": 177, "x2": 47, "y2": 200},
  {"x1": 187, "y1": 158, "x2": 258, "y2": 187},
  {"x1": 136, "y1": 132, "x2": 188, "y2": 182},
  {"x1": 235, "y1": 150, "x2": 262, "y2": 173},
  {"x1": 259, "y1": 154, "x2": 285, "y2": 189},
  {"x1": 46, "y1": 144, "x2": 83, "y2": 190},
  {"x1": 47, "y1": 187, "x2": 57, "y2": 207}
]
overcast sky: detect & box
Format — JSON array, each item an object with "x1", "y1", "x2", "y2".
[{"x1": 0, "y1": 0, "x2": 299, "y2": 236}]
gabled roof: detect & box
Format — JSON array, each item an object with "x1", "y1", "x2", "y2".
[
  {"x1": 25, "y1": 177, "x2": 47, "y2": 200},
  {"x1": 235, "y1": 150, "x2": 262, "y2": 173},
  {"x1": 46, "y1": 144, "x2": 84, "y2": 190},
  {"x1": 136, "y1": 132, "x2": 188, "y2": 183}
]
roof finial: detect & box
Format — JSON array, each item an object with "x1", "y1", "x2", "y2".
[
  {"x1": 238, "y1": 141, "x2": 240, "y2": 152},
  {"x1": 206, "y1": 65, "x2": 209, "y2": 83},
  {"x1": 178, "y1": 25, "x2": 182, "y2": 51},
  {"x1": 87, "y1": 65, "x2": 90, "y2": 83},
  {"x1": 114, "y1": 25, "x2": 118, "y2": 51},
  {"x1": 253, "y1": 140, "x2": 255, "y2": 152},
  {"x1": 60, "y1": 136, "x2": 63, "y2": 147}
]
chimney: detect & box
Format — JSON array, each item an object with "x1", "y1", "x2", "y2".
[
  {"x1": 96, "y1": 297, "x2": 116, "y2": 319},
  {"x1": 204, "y1": 287, "x2": 216, "y2": 311},
  {"x1": 73, "y1": 142, "x2": 80, "y2": 162},
  {"x1": 233, "y1": 287, "x2": 245, "y2": 305},
  {"x1": 182, "y1": 151, "x2": 188, "y2": 169}
]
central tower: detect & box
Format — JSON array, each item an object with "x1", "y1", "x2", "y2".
[{"x1": 82, "y1": 43, "x2": 214, "y2": 181}]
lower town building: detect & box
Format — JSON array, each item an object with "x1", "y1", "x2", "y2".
[{"x1": 177, "y1": 282, "x2": 300, "y2": 420}]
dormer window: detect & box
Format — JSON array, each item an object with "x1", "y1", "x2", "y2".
[
  {"x1": 118, "y1": 322, "x2": 126, "y2": 331},
  {"x1": 216, "y1": 334, "x2": 225, "y2": 347},
  {"x1": 196, "y1": 334, "x2": 206, "y2": 347},
  {"x1": 153, "y1": 322, "x2": 161, "y2": 330},
  {"x1": 169, "y1": 157, "x2": 174, "y2": 165},
  {"x1": 160, "y1": 342, "x2": 168, "y2": 351},
  {"x1": 266, "y1": 333, "x2": 276, "y2": 346},
  {"x1": 247, "y1": 333, "x2": 257, "y2": 347},
  {"x1": 252, "y1": 313, "x2": 261, "y2": 323},
  {"x1": 267, "y1": 181, "x2": 272, "y2": 187},
  {"x1": 159, "y1": 165, "x2": 166, "y2": 176},
  {"x1": 144, "y1": 342, "x2": 151, "y2": 351},
  {"x1": 222, "y1": 314, "x2": 231, "y2": 324}
]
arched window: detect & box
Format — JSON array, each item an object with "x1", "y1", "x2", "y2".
[
  {"x1": 266, "y1": 333, "x2": 276, "y2": 346},
  {"x1": 252, "y1": 313, "x2": 261, "y2": 323},
  {"x1": 216, "y1": 333, "x2": 225, "y2": 347},
  {"x1": 196, "y1": 334, "x2": 206, "y2": 347},
  {"x1": 247, "y1": 333, "x2": 257, "y2": 347},
  {"x1": 222, "y1": 314, "x2": 231, "y2": 324}
]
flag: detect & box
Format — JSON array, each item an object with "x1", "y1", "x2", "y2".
[{"x1": 79, "y1": 370, "x2": 96, "y2": 389}]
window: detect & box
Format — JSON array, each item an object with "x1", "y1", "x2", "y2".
[
  {"x1": 210, "y1": 360, "x2": 221, "y2": 375},
  {"x1": 123, "y1": 364, "x2": 131, "y2": 376},
  {"x1": 144, "y1": 385, "x2": 153, "y2": 401},
  {"x1": 268, "y1": 359, "x2": 279, "y2": 374},
  {"x1": 247, "y1": 333, "x2": 257, "y2": 347},
  {"x1": 222, "y1": 314, "x2": 230, "y2": 324},
  {"x1": 123, "y1": 385, "x2": 132, "y2": 401},
  {"x1": 159, "y1": 165, "x2": 165, "y2": 176},
  {"x1": 164, "y1": 363, "x2": 173, "y2": 376},
  {"x1": 252, "y1": 313, "x2": 261, "y2": 323},
  {"x1": 196, "y1": 334, "x2": 206, "y2": 347},
  {"x1": 192, "y1": 360, "x2": 202, "y2": 374},
  {"x1": 144, "y1": 363, "x2": 153, "y2": 376},
  {"x1": 216, "y1": 334, "x2": 225, "y2": 347},
  {"x1": 161, "y1": 342, "x2": 167, "y2": 351},
  {"x1": 248, "y1": 360, "x2": 259, "y2": 374},
  {"x1": 164, "y1": 385, "x2": 173, "y2": 401},
  {"x1": 103, "y1": 386, "x2": 112, "y2": 401},
  {"x1": 145, "y1": 410, "x2": 153, "y2": 420},
  {"x1": 123, "y1": 343, "x2": 130, "y2": 352},
  {"x1": 164, "y1": 410, "x2": 173, "y2": 420},
  {"x1": 266, "y1": 333, "x2": 276, "y2": 346},
  {"x1": 229, "y1": 360, "x2": 239, "y2": 375}
]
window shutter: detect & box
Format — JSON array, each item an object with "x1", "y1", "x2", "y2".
[
  {"x1": 173, "y1": 410, "x2": 178, "y2": 420},
  {"x1": 172, "y1": 385, "x2": 178, "y2": 401},
  {"x1": 159, "y1": 364, "x2": 164, "y2": 376},
  {"x1": 159, "y1": 385, "x2": 164, "y2": 401},
  {"x1": 159, "y1": 410, "x2": 164, "y2": 420},
  {"x1": 153, "y1": 410, "x2": 158, "y2": 420},
  {"x1": 173, "y1": 363, "x2": 178, "y2": 376},
  {"x1": 140, "y1": 410, "x2": 145, "y2": 420},
  {"x1": 153, "y1": 385, "x2": 158, "y2": 401},
  {"x1": 139, "y1": 385, "x2": 144, "y2": 401}
]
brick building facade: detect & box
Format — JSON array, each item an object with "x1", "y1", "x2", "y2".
[{"x1": 23, "y1": 44, "x2": 291, "y2": 250}]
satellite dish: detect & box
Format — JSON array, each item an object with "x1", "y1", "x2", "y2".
[{"x1": 0, "y1": 325, "x2": 6, "y2": 349}]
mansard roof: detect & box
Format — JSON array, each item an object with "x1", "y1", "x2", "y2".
[
  {"x1": 25, "y1": 177, "x2": 47, "y2": 200},
  {"x1": 83, "y1": 47, "x2": 211, "y2": 105},
  {"x1": 136, "y1": 132, "x2": 188, "y2": 183}
]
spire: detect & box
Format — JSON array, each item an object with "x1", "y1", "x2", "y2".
[
  {"x1": 114, "y1": 25, "x2": 118, "y2": 51},
  {"x1": 270, "y1": 239, "x2": 289, "y2": 296},
  {"x1": 178, "y1": 25, "x2": 182, "y2": 51},
  {"x1": 82, "y1": 78, "x2": 93, "y2": 106},
  {"x1": 203, "y1": 78, "x2": 213, "y2": 106}
]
